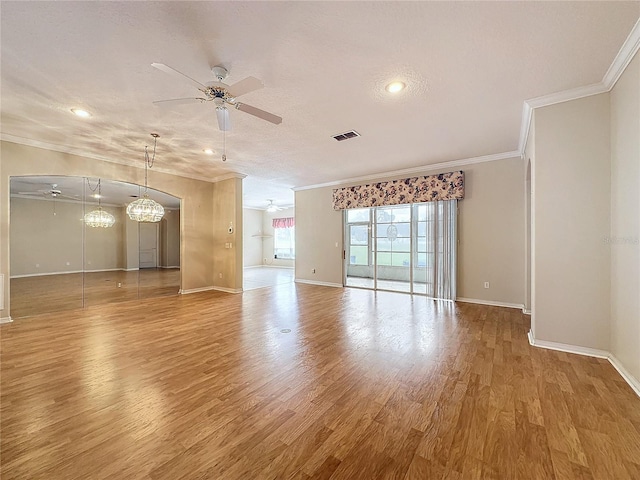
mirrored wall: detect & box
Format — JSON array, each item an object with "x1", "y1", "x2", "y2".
[{"x1": 9, "y1": 176, "x2": 181, "y2": 318}]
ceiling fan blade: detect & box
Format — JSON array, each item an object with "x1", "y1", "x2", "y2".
[
  {"x1": 17, "y1": 191, "x2": 41, "y2": 195},
  {"x1": 216, "y1": 108, "x2": 231, "y2": 131},
  {"x1": 58, "y1": 194, "x2": 79, "y2": 201},
  {"x1": 153, "y1": 97, "x2": 206, "y2": 107},
  {"x1": 236, "y1": 103, "x2": 282, "y2": 125},
  {"x1": 228, "y1": 77, "x2": 263, "y2": 98},
  {"x1": 151, "y1": 63, "x2": 206, "y2": 90}
]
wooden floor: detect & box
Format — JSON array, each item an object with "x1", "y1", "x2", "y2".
[
  {"x1": 9, "y1": 269, "x2": 180, "y2": 318},
  {"x1": 1, "y1": 283, "x2": 638, "y2": 479}
]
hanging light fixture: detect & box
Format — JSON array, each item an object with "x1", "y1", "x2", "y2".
[
  {"x1": 84, "y1": 178, "x2": 115, "y2": 228},
  {"x1": 127, "y1": 133, "x2": 165, "y2": 222}
]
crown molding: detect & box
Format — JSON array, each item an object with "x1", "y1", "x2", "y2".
[
  {"x1": 210, "y1": 172, "x2": 247, "y2": 182},
  {"x1": 603, "y1": 17, "x2": 640, "y2": 90},
  {"x1": 517, "y1": 83, "x2": 607, "y2": 153},
  {"x1": 292, "y1": 150, "x2": 521, "y2": 191},
  {"x1": 518, "y1": 102, "x2": 534, "y2": 158},
  {"x1": 0, "y1": 134, "x2": 244, "y2": 185},
  {"x1": 519, "y1": 17, "x2": 640, "y2": 154}
]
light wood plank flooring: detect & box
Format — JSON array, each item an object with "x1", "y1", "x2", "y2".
[
  {"x1": 1, "y1": 283, "x2": 638, "y2": 479},
  {"x1": 9, "y1": 268, "x2": 180, "y2": 318}
]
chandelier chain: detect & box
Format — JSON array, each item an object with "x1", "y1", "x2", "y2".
[{"x1": 144, "y1": 134, "x2": 159, "y2": 193}]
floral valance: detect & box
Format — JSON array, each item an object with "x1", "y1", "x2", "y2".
[
  {"x1": 272, "y1": 217, "x2": 295, "y2": 229},
  {"x1": 332, "y1": 171, "x2": 464, "y2": 210}
]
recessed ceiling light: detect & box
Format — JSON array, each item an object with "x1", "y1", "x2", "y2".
[
  {"x1": 71, "y1": 108, "x2": 91, "y2": 118},
  {"x1": 92, "y1": 194, "x2": 102, "y2": 199},
  {"x1": 203, "y1": 148, "x2": 215, "y2": 155},
  {"x1": 385, "y1": 81, "x2": 406, "y2": 93}
]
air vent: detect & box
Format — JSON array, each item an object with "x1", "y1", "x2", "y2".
[{"x1": 332, "y1": 130, "x2": 360, "y2": 142}]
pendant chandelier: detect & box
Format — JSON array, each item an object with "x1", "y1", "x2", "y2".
[
  {"x1": 84, "y1": 178, "x2": 115, "y2": 228},
  {"x1": 127, "y1": 133, "x2": 165, "y2": 223}
]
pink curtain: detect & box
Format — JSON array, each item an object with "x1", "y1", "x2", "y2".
[{"x1": 272, "y1": 217, "x2": 295, "y2": 229}]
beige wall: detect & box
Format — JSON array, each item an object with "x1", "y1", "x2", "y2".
[
  {"x1": 295, "y1": 187, "x2": 343, "y2": 285},
  {"x1": 10, "y1": 197, "x2": 86, "y2": 276},
  {"x1": 610, "y1": 53, "x2": 640, "y2": 382},
  {"x1": 125, "y1": 214, "x2": 140, "y2": 270},
  {"x1": 263, "y1": 208, "x2": 295, "y2": 268},
  {"x1": 295, "y1": 157, "x2": 526, "y2": 304},
  {"x1": 457, "y1": 158, "x2": 524, "y2": 304},
  {"x1": 160, "y1": 209, "x2": 180, "y2": 268},
  {"x1": 243, "y1": 208, "x2": 263, "y2": 267},
  {"x1": 533, "y1": 93, "x2": 611, "y2": 350},
  {"x1": 0, "y1": 141, "x2": 217, "y2": 318},
  {"x1": 212, "y1": 177, "x2": 243, "y2": 291}
]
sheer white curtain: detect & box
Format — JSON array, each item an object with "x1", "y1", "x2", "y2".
[{"x1": 424, "y1": 200, "x2": 457, "y2": 300}]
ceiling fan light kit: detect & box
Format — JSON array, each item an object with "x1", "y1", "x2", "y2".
[{"x1": 126, "y1": 134, "x2": 165, "y2": 223}]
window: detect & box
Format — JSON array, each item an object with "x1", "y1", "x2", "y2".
[{"x1": 273, "y1": 217, "x2": 295, "y2": 259}]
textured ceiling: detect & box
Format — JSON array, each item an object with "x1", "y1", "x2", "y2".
[
  {"x1": 10, "y1": 176, "x2": 181, "y2": 209},
  {"x1": 1, "y1": 2, "x2": 638, "y2": 208}
]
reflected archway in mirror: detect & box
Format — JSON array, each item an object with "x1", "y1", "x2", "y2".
[{"x1": 9, "y1": 175, "x2": 181, "y2": 318}]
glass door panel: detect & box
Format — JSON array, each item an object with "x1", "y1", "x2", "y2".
[
  {"x1": 374, "y1": 206, "x2": 411, "y2": 293},
  {"x1": 344, "y1": 208, "x2": 373, "y2": 288}
]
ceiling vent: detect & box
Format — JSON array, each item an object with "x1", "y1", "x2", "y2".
[{"x1": 332, "y1": 130, "x2": 360, "y2": 142}]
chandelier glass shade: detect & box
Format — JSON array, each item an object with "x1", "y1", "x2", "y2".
[
  {"x1": 84, "y1": 178, "x2": 115, "y2": 228},
  {"x1": 126, "y1": 194, "x2": 165, "y2": 222},
  {"x1": 84, "y1": 207, "x2": 116, "y2": 228},
  {"x1": 127, "y1": 133, "x2": 164, "y2": 223}
]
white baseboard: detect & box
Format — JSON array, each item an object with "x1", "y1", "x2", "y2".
[
  {"x1": 159, "y1": 266, "x2": 180, "y2": 269},
  {"x1": 179, "y1": 286, "x2": 215, "y2": 295},
  {"x1": 528, "y1": 330, "x2": 639, "y2": 398},
  {"x1": 0, "y1": 316, "x2": 13, "y2": 325},
  {"x1": 263, "y1": 265, "x2": 295, "y2": 269},
  {"x1": 295, "y1": 279, "x2": 343, "y2": 288},
  {"x1": 11, "y1": 268, "x2": 140, "y2": 278},
  {"x1": 527, "y1": 330, "x2": 609, "y2": 358},
  {"x1": 522, "y1": 308, "x2": 532, "y2": 315},
  {"x1": 212, "y1": 286, "x2": 243, "y2": 294},
  {"x1": 609, "y1": 354, "x2": 640, "y2": 397},
  {"x1": 456, "y1": 297, "x2": 524, "y2": 310}
]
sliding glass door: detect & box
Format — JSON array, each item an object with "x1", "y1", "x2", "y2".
[{"x1": 344, "y1": 201, "x2": 457, "y2": 300}]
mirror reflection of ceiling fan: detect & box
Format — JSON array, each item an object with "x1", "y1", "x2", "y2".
[
  {"x1": 151, "y1": 63, "x2": 282, "y2": 132},
  {"x1": 266, "y1": 199, "x2": 284, "y2": 212},
  {"x1": 17, "y1": 184, "x2": 78, "y2": 201}
]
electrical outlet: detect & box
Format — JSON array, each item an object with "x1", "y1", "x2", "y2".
[
  {"x1": 312, "y1": 268, "x2": 316, "y2": 274},
  {"x1": 117, "y1": 282, "x2": 122, "y2": 288},
  {"x1": 484, "y1": 282, "x2": 490, "y2": 289},
  {"x1": 35, "y1": 263, "x2": 40, "y2": 268},
  {"x1": 219, "y1": 273, "x2": 223, "y2": 279},
  {"x1": 66, "y1": 262, "x2": 70, "y2": 266}
]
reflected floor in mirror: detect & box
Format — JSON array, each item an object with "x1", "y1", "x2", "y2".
[
  {"x1": 2, "y1": 283, "x2": 639, "y2": 479},
  {"x1": 10, "y1": 268, "x2": 180, "y2": 318}
]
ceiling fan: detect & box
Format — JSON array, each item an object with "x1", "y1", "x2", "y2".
[
  {"x1": 17, "y1": 184, "x2": 78, "y2": 201},
  {"x1": 151, "y1": 63, "x2": 282, "y2": 131},
  {"x1": 266, "y1": 199, "x2": 284, "y2": 212}
]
